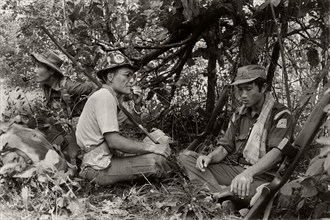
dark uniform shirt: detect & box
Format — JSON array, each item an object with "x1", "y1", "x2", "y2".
[
  {"x1": 42, "y1": 76, "x2": 97, "y2": 117},
  {"x1": 217, "y1": 101, "x2": 293, "y2": 166}
]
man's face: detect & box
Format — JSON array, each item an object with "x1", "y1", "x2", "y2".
[
  {"x1": 236, "y1": 82, "x2": 265, "y2": 108},
  {"x1": 109, "y1": 67, "x2": 136, "y2": 95},
  {"x1": 34, "y1": 62, "x2": 53, "y2": 82}
]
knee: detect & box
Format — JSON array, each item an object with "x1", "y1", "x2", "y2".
[
  {"x1": 145, "y1": 154, "x2": 171, "y2": 176},
  {"x1": 177, "y1": 150, "x2": 197, "y2": 167},
  {"x1": 152, "y1": 154, "x2": 168, "y2": 166}
]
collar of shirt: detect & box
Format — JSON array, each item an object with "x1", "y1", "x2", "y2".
[
  {"x1": 42, "y1": 77, "x2": 62, "y2": 91},
  {"x1": 239, "y1": 106, "x2": 261, "y2": 119}
]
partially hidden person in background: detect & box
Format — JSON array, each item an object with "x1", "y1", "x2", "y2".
[
  {"x1": 27, "y1": 49, "x2": 97, "y2": 165},
  {"x1": 76, "y1": 51, "x2": 172, "y2": 185},
  {"x1": 178, "y1": 65, "x2": 294, "y2": 207},
  {"x1": 31, "y1": 49, "x2": 97, "y2": 117}
]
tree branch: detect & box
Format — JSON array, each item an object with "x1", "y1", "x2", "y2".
[
  {"x1": 97, "y1": 37, "x2": 192, "y2": 51},
  {"x1": 266, "y1": 41, "x2": 280, "y2": 91},
  {"x1": 40, "y1": 26, "x2": 102, "y2": 87},
  {"x1": 137, "y1": 1, "x2": 234, "y2": 67},
  {"x1": 270, "y1": 3, "x2": 291, "y2": 110}
]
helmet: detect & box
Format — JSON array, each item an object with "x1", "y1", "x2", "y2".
[{"x1": 96, "y1": 52, "x2": 137, "y2": 80}]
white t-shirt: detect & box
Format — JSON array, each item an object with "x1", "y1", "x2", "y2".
[{"x1": 76, "y1": 86, "x2": 127, "y2": 149}]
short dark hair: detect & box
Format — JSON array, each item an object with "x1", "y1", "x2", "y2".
[{"x1": 252, "y1": 77, "x2": 267, "y2": 91}]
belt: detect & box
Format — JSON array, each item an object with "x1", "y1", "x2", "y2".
[{"x1": 80, "y1": 141, "x2": 112, "y2": 171}]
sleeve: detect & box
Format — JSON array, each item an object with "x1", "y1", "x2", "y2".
[
  {"x1": 216, "y1": 113, "x2": 237, "y2": 154},
  {"x1": 66, "y1": 80, "x2": 97, "y2": 97},
  {"x1": 267, "y1": 109, "x2": 294, "y2": 151},
  {"x1": 93, "y1": 92, "x2": 120, "y2": 135}
]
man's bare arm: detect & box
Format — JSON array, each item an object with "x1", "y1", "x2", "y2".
[
  {"x1": 104, "y1": 132, "x2": 170, "y2": 157},
  {"x1": 208, "y1": 146, "x2": 229, "y2": 164},
  {"x1": 245, "y1": 148, "x2": 282, "y2": 176},
  {"x1": 196, "y1": 146, "x2": 228, "y2": 171},
  {"x1": 231, "y1": 148, "x2": 282, "y2": 198}
]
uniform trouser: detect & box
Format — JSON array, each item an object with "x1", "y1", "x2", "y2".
[
  {"x1": 178, "y1": 150, "x2": 272, "y2": 201},
  {"x1": 79, "y1": 153, "x2": 171, "y2": 186}
]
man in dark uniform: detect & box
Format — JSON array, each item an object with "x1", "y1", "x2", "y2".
[
  {"x1": 31, "y1": 49, "x2": 97, "y2": 117},
  {"x1": 178, "y1": 65, "x2": 293, "y2": 203}
]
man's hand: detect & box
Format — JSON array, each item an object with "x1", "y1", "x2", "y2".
[
  {"x1": 230, "y1": 170, "x2": 253, "y2": 199},
  {"x1": 131, "y1": 86, "x2": 143, "y2": 106},
  {"x1": 152, "y1": 143, "x2": 171, "y2": 158},
  {"x1": 196, "y1": 155, "x2": 211, "y2": 172}
]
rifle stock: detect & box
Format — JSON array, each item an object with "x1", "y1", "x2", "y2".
[
  {"x1": 186, "y1": 86, "x2": 229, "y2": 151},
  {"x1": 244, "y1": 91, "x2": 330, "y2": 220}
]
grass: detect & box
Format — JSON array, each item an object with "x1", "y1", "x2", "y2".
[{"x1": 0, "y1": 170, "x2": 242, "y2": 220}]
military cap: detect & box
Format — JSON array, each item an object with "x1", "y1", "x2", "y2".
[
  {"x1": 231, "y1": 65, "x2": 267, "y2": 85},
  {"x1": 31, "y1": 49, "x2": 63, "y2": 76}
]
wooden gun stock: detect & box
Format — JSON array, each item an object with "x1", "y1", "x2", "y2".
[
  {"x1": 244, "y1": 91, "x2": 330, "y2": 220},
  {"x1": 186, "y1": 86, "x2": 229, "y2": 151}
]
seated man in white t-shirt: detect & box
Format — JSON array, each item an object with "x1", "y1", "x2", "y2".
[{"x1": 76, "y1": 52, "x2": 171, "y2": 185}]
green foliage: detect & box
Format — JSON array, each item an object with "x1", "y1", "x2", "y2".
[
  {"x1": 279, "y1": 105, "x2": 330, "y2": 219},
  {"x1": 0, "y1": 164, "x2": 83, "y2": 219}
]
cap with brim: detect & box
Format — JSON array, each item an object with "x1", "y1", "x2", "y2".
[
  {"x1": 231, "y1": 77, "x2": 260, "y2": 85},
  {"x1": 96, "y1": 52, "x2": 138, "y2": 80},
  {"x1": 96, "y1": 63, "x2": 138, "y2": 79},
  {"x1": 231, "y1": 65, "x2": 267, "y2": 86},
  {"x1": 31, "y1": 49, "x2": 63, "y2": 77}
]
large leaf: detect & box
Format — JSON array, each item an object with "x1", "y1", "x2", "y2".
[
  {"x1": 271, "y1": 0, "x2": 281, "y2": 7},
  {"x1": 280, "y1": 179, "x2": 301, "y2": 196},
  {"x1": 319, "y1": 146, "x2": 330, "y2": 157},
  {"x1": 316, "y1": 137, "x2": 330, "y2": 146},
  {"x1": 300, "y1": 177, "x2": 318, "y2": 198},
  {"x1": 306, "y1": 157, "x2": 325, "y2": 176}
]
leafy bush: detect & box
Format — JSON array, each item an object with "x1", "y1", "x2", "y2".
[{"x1": 279, "y1": 106, "x2": 330, "y2": 219}]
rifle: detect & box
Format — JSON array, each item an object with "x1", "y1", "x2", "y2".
[
  {"x1": 186, "y1": 86, "x2": 229, "y2": 151},
  {"x1": 244, "y1": 90, "x2": 330, "y2": 219},
  {"x1": 40, "y1": 26, "x2": 159, "y2": 144}
]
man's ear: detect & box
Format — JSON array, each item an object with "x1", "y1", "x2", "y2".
[
  {"x1": 261, "y1": 83, "x2": 267, "y2": 93},
  {"x1": 49, "y1": 69, "x2": 55, "y2": 76},
  {"x1": 106, "y1": 73, "x2": 114, "y2": 82}
]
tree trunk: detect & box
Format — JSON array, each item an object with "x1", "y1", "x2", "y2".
[
  {"x1": 266, "y1": 41, "x2": 280, "y2": 91},
  {"x1": 204, "y1": 25, "x2": 219, "y2": 113}
]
